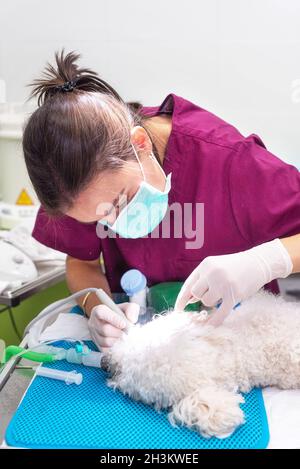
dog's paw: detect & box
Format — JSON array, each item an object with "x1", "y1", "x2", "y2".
[
  {"x1": 204, "y1": 392, "x2": 245, "y2": 438},
  {"x1": 169, "y1": 387, "x2": 245, "y2": 439}
]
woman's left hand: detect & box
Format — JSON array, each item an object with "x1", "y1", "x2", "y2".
[{"x1": 174, "y1": 238, "x2": 293, "y2": 326}]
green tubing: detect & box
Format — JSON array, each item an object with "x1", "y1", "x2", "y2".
[{"x1": 4, "y1": 345, "x2": 56, "y2": 364}]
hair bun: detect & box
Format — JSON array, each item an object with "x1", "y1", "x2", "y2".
[
  {"x1": 55, "y1": 79, "x2": 78, "y2": 93},
  {"x1": 28, "y1": 49, "x2": 123, "y2": 106}
]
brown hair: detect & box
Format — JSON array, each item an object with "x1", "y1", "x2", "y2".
[{"x1": 23, "y1": 50, "x2": 156, "y2": 216}]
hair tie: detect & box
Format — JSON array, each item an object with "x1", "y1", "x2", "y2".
[{"x1": 55, "y1": 80, "x2": 77, "y2": 92}]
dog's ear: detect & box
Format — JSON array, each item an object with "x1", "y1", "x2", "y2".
[{"x1": 168, "y1": 386, "x2": 245, "y2": 438}]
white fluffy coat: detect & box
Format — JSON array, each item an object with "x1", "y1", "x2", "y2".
[{"x1": 105, "y1": 291, "x2": 300, "y2": 438}]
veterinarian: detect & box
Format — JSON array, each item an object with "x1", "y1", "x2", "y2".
[{"x1": 25, "y1": 51, "x2": 300, "y2": 351}]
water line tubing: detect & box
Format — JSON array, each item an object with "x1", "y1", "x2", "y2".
[{"x1": 4, "y1": 345, "x2": 55, "y2": 364}]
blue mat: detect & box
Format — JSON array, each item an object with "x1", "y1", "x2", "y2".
[{"x1": 6, "y1": 340, "x2": 269, "y2": 449}]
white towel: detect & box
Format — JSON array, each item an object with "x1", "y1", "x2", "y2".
[{"x1": 39, "y1": 312, "x2": 91, "y2": 343}]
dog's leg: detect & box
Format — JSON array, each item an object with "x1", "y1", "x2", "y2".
[{"x1": 168, "y1": 386, "x2": 245, "y2": 439}]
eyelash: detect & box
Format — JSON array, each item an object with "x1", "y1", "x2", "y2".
[
  {"x1": 118, "y1": 194, "x2": 128, "y2": 211},
  {"x1": 104, "y1": 194, "x2": 128, "y2": 217}
]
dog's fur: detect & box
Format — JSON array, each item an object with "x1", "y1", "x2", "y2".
[{"x1": 105, "y1": 291, "x2": 300, "y2": 438}]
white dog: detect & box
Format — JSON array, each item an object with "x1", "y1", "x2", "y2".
[{"x1": 105, "y1": 290, "x2": 300, "y2": 439}]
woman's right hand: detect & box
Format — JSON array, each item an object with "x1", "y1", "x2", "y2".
[{"x1": 88, "y1": 302, "x2": 140, "y2": 352}]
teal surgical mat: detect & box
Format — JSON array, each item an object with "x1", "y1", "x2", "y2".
[{"x1": 5, "y1": 339, "x2": 269, "y2": 449}]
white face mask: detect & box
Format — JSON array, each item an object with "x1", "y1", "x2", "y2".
[{"x1": 98, "y1": 144, "x2": 172, "y2": 238}]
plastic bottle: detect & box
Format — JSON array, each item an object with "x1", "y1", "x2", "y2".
[
  {"x1": 120, "y1": 269, "x2": 154, "y2": 324},
  {"x1": 121, "y1": 269, "x2": 147, "y2": 311}
]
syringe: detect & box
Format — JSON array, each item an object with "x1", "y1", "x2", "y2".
[{"x1": 35, "y1": 366, "x2": 83, "y2": 385}]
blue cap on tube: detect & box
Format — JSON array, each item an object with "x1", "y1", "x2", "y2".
[{"x1": 120, "y1": 269, "x2": 147, "y2": 296}]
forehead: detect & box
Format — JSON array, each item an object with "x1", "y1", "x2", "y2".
[{"x1": 90, "y1": 162, "x2": 140, "y2": 198}]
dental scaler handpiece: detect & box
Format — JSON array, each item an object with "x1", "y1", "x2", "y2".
[{"x1": 95, "y1": 288, "x2": 132, "y2": 333}]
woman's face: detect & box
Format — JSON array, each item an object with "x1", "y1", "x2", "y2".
[{"x1": 66, "y1": 126, "x2": 166, "y2": 224}]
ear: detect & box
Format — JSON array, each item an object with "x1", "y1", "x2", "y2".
[{"x1": 168, "y1": 386, "x2": 245, "y2": 439}]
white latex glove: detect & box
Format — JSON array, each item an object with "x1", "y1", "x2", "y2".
[
  {"x1": 88, "y1": 302, "x2": 140, "y2": 352},
  {"x1": 174, "y1": 239, "x2": 293, "y2": 326}
]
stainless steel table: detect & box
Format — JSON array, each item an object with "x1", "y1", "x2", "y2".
[
  {"x1": 0, "y1": 336, "x2": 34, "y2": 446},
  {"x1": 0, "y1": 262, "x2": 66, "y2": 340},
  {"x1": 0, "y1": 263, "x2": 66, "y2": 307},
  {"x1": 0, "y1": 262, "x2": 66, "y2": 446}
]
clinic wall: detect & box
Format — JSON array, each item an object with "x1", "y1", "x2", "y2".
[{"x1": 0, "y1": 0, "x2": 300, "y2": 169}]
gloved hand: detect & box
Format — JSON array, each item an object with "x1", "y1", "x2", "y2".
[
  {"x1": 88, "y1": 302, "x2": 140, "y2": 352},
  {"x1": 174, "y1": 239, "x2": 293, "y2": 326}
]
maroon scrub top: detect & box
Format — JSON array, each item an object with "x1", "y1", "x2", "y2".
[{"x1": 32, "y1": 93, "x2": 300, "y2": 293}]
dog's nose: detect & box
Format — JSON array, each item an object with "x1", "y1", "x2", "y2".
[{"x1": 100, "y1": 355, "x2": 111, "y2": 372}]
